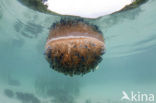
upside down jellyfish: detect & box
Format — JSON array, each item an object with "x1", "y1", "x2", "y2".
[{"x1": 45, "y1": 19, "x2": 105, "y2": 76}]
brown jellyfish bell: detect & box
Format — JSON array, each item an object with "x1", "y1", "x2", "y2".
[{"x1": 45, "y1": 19, "x2": 105, "y2": 76}]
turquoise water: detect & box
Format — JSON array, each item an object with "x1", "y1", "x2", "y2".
[{"x1": 0, "y1": 0, "x2": 156, "y2": 103}]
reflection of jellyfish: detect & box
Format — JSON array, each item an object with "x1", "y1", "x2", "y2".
[
  {"x1": 35, "y1": 75, "x2": 80, "y2": 103},
  {"x1": 45, "y1": 19, "x2": 105, "y2": 76}
]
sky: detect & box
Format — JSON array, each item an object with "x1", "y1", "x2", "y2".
[{"x1": 44, "y1": 0, "x2": 133, "y2": 18}]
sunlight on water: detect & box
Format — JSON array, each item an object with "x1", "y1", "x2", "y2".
[{"x1": 0, "y1": 0, "x2": 156, "y2": 103}]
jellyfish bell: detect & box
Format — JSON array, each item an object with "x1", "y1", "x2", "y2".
[{"x1": 45, "y1": 19, "x2": 105, "y2": 76}]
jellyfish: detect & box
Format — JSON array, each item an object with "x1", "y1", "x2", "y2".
[{"x1": 45, "y1": 19, "x2": 105, "y2": 76}]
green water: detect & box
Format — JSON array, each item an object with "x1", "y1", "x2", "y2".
[{"x1": 0, "y1": 0, "x2": 156, "y2": 103}]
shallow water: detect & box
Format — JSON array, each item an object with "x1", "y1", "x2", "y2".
[{"x1": 0, "y1": 0, "x2": 156, "y2": 103}]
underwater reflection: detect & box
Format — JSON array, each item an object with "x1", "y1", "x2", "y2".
[{"x1": 35, "y1": 75, "x2": 80, "y2": 103}]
